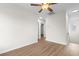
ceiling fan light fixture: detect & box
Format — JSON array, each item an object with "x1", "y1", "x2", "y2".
[
  {"x1": 30, "y1": 3, "x2": 56, "y2": 13},
  {"x1": 42, "y1": 4, "x2": 49, "y2": 10}
]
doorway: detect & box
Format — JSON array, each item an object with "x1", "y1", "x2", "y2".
[
  {"x1": 38, "y1": 17, "x2": 46, "y2": 42},
  {"x1": 67, "y1": 10, "x2": 79, "y2": 44}
]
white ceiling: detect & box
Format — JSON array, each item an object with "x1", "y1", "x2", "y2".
[
  {"x1": 16, "y1": 3, "x2": 79, "y2": 13},
  {"x1": 0, "y1": 3, "x2": 79, "y2": 17}
]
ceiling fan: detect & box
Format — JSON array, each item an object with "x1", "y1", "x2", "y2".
[{"x1": 30, "y1": 3, "x2": 56, "y2": 13}]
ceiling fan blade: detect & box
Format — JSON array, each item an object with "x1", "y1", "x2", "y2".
[
  {"x1": 49, "y1": 3, "x2": 56, "y2": 5},
  {"x1": 31, "y1": 4, "x2": 41, "y2": 6},
  {"x1": 39, "y1": 9, "x2": 43, "y2": 13},
  {"x1": 48, "y1": 7, "x2": 53, "y2": 12}
]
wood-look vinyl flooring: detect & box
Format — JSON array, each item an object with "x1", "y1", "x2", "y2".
[{"x1": 0, "y1": 40, "x2": 79, "y2": 56}]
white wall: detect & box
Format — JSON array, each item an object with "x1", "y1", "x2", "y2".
[
  {"x1": 46, "y1": 11, "x2": 67, "y2": 45},
  {"x1": 0, "y1": 4, "x2": 38, "y2": 53}
]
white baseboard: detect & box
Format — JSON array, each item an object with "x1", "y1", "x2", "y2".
[
  {"x1": 0, "y1": 41, "x2": 37, "y2": 54},
  {"x1": 0, "y1": 40, "x2": 67, "y2": 54},
  {"x1": 46, "y1": 40, "x2": 67, "y2": 45}
]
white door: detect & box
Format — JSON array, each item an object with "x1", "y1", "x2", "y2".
[{"x1": 68, "y1": 11, "x2": 79, "y2": 44}]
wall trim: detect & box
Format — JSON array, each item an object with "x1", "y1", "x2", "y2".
[
  {"x1": 46, "y1": 40, "x2": 67, "y2": 45},
  {"x1": 0, "y1": 41, "x2": 37, "y2": 54}
]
